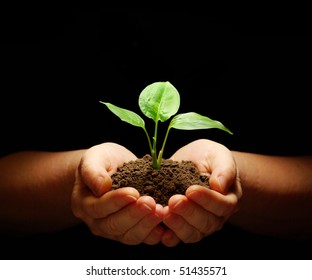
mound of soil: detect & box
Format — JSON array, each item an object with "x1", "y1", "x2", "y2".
[{"x1": 111, "y1": 154, "x2": 210, "y2": 206}]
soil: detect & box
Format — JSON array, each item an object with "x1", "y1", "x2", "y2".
[{"x1": 111, "y1": 154, "x2": 210, "y2": 206}]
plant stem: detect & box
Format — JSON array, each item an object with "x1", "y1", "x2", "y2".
[
  {"x1": 157, "y1": 125, "x2": 171, "y2": 167},
  {"x1": 152, "y1": 120, "x2": 160, "y2": 169}
]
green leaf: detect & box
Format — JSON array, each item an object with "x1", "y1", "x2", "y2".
[
  {"x1": 169, "y1": 112, "x2": 233, "y2": 134},
  {"x1": 138, "y1": 81, "x2": 180, "y2": 122},
  {"x1": 100, "y1": 102, "x2": 145, "y2": 128}
]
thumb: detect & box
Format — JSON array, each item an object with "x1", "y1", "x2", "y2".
[
  {"x1": 78, "y1": 143, "x2": 136, "y2": 197},
  {"x1": 209, "y1": 167, "x2": 237, "y2": 194},
  {"x1": 79, "y1": 161, "x2": 112, "y2": 197},
  {"x1": 90, "y1": 171, "x2": 112, "y2": 197}
]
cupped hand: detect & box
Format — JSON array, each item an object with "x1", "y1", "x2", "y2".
[
  {"x1": 160, "y1": 139, "x2": 242, "y2": 247},
  {"x1": 71, "y1": 142, "x2": 165, "y2": 245}
]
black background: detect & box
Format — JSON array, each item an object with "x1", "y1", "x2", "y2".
[{"x1": 0, "y1": 8, "x2": 311, "y2": 259}]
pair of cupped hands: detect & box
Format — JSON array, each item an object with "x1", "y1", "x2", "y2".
[{"x1": 71, "y1": 139, "x2": 242, "y2": 247}]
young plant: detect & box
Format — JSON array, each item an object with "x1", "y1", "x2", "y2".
[{"x1": 100, "y1": 81, "x2": 232, "y2": 169}]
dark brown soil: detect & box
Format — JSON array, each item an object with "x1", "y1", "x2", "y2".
[{"x1": 111, "y1": 154, "x2": 210, "y2": 206}]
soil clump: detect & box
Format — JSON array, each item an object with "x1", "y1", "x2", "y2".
[{"x1": 111, "y1": 154, "x2": 210, "y2": 206}]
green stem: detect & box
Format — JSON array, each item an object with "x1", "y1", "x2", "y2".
[
  {"x1": 142, "y1": 127, "x2": 153, "y2": 157},
  {"x1": 152, "y1": 120, "x2": 160, "y2": 169},
  {"x1": 157, "y1": 126, "x2": 171, "y2": 167}
]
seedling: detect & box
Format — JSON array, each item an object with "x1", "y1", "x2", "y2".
[{"x1": 100, "y1": 81, "x2": 232, "y2": 169}]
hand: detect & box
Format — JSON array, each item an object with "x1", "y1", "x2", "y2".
[
  {"x1": 71, "y1": 142, "x2": 165, "y2": 245},
  {"x1": 160, "y1": 139, "x2": 242, "y2": 246}
]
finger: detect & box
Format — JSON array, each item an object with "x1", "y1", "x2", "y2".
[
  {"x1": 160, "y1": 206, "x2": 181, "y2": 246},
  {"x1": 87, "y1": 187, "x2": 140, "y2": 219},
  {"x1": 142, "y1": 203, "x2": 167, "y2": 245},
  {"x1": 163, "y1": 196, "x2": 204, "y2": 243},
  {"x1": 206, "y1": 152, "x2": 237, "y2": 194},
  {"x1": 163, "y1": 211, "x2": 203, "y2": 243},
  {"x1": 168, "y1": 194, "x2": 224, "y2": 235},
  {"x1": 199, "y1": 141, "x2": 239, "y2": 194},
  {"x1": 78, "y1": 149, "x2": 112, "y2": 197},
  {"x1": 161, "y1": 229, "x2": 181, "y2": 247},
  {"x1": 186, "y1": 185, "x2": 240, "y2": 217},
  {"x1": 121, "y1": 208, "x2": 164, "y2": 245},
  {"x1": 170, "y1": 139, "x2": 237, "y2": 194},
  {"x1": 143, "y1": 224, "x2": 166, "y2": 245},
  {"x1": 80, "y1": 143, "x2": 136, "y2": 196},
  {"x1": 98, "y1": 195, "x2": 157, "y2": 237},
  {"x1": 72, "y1": 178, "x2": 139, "y2": 221}
]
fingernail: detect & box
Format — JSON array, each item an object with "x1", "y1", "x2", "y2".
[
  {"x1": 171, "y1": 199, "x2": 186, "y2": 211},
  {"x1": 140, "y1": 203, "x2": 153, "y2": 213},
  {"x1": 124, "y1": 195, "x2": 138, "y2": 203},
  {"x1": 216, "y1": 176, "x2": 225, "y2": 193}
]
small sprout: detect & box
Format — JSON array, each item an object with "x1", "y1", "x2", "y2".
[{"x1": 100, "y1": 81, "x2": 232, "y2": 169}]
